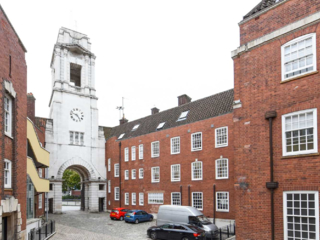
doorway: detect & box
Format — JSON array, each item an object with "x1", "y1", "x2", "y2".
[
  {"x1": 2, "y1": 217, "x2": 7, "y2": 240},
  {"x1": 99, "y1": 198, "x2": 104, "y2": 212}
]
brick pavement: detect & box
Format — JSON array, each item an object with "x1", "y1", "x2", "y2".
[{"x1": 49, "y1": 210, "x2": 154, "y2": 240}]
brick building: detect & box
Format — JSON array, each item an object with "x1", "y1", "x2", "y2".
[
  {"x1": 106, "y1": 90, "x2": 235, "y2": 221},
  {"x1": 232, "y1": 0, "x2": 320, "y2": 239},
  {"x1": 0, "y1": 4, "x2": 28, "y2": 240}
]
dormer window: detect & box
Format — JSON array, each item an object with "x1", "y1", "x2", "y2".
[
  {"x1": 132, "y1": 124, "x2": 140, "y2": 131},
  {"x1": 157, "y1": 122, "x2": 165, "y2": 130},
  {"x1": 118, "y1": 133, "x2": 125, "y2": 139},
  {"x1": 70, "y1": 63, "x2": 81, "y2": 87},
  {"x1": 177, "y1": 111, "x2": 189, "y2": 121}
]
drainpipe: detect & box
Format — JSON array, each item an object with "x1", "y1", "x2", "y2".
[
  {"x1": 265, "y1": 111, "x2": 279, "y2": 240},
  {"x1": 180, "y1": 186, "x2": 182, "y2": 206},
  {"x1": 188, "y1": 185, "x2": 191, "y2": 206},
  {"x1": 213, "y1": 185, "x2": 216, "y2": 224},
  {"x1": 119, "y1": 142, "x2": 122, "y2": 208}
]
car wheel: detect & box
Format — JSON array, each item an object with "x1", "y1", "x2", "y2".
[
  {"x1": 120, "y1": 216, "x2": 124, "y2": 221},
  {"x1": 110, "y1": 218, "x2": 113, "y2": 220},
  {"x1": 150, "y1": 231, "x2": 157, "y2": 240},
  {"x1": 135, "y1": 219, "x2": 139, "y2": 224},
  {"x1": 149, "y1": 217, "x2": 153, "y2": 221}
]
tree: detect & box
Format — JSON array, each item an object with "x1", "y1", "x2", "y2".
[{"x1": 62, "y1": 170, "x2": 81, "y2": 192}]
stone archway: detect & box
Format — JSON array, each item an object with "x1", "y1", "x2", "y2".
[{"x1": 51, "y1": 157, "x2": 106, "y2": 214}]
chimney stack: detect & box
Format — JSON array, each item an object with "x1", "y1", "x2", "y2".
[
  {"x1": 119, "y1": 116, "x2": 128, "y2": 125},
  {"x1": 151, "y1": 107, "x2": 159, "y2": 115},
  {"x1": 27, "y1": 93, "x2": 36, "y2": 123},
  {"x1": 178, "y1": 94, "x2": 192, "y2": 106}
]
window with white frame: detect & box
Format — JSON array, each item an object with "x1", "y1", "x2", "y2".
[
  {"x1": 132, "y1": 193, "x2": 136, "y2": 205},
  {"x1": 151, "y1": 141, "x2": 160, "y2": 158},
  {"x1": 139, "y1": 168, "x2": 144, "y2": 179},
  {"x1": 171, "y1": 192, "x2": 181, "y2": 206},
  {"x1": 108, "y1": 159, "x2": 111, "y2": 172},
  {"x1": 132, "y1": 169, "x2": 136, "y2": 179},
  {"x1": 177, "y1": 111, "x2": 189, "y2": 121},
  {"x1": 124, "y1": 148, "x2": 129, "y2": 162},
  {"x1": 108, "y1": 180, "x2": 111, "y2": 193},
  {"x1": 132, "y1": 124, "x2": 140, "y2": 131},
  {"x1": 283, "y1": 191, "x2": 319, "y2": 240},
  {"x1": 70, "y1": 131, "x2": 84, "y2": 145},
  {"x1": 216, "y1": 192, "x2": 229, "y2": 212},
  {"x1": 216, "y1": 158, "x2": 228, "y2": 179},
  {"x1": 191, "y1": 161, "x2": 202, "y2": 180},
  {"x1": 171, "y1": 164, "x2": 180, "y2": 182},
  {"x1": 125, "y1": 193, "x2": 129, "y2": 205},
  {"x1": 215, "y1": 127, "x2": 228, "y2": 148},
  {"x1": 192, "y1": 192, "x2": 203, "y2": 210},
  {"x1": 157, "y1": 122, "x2": 165, "y2": 130},
  {"x1": 282, "y1": 33, "x2": 317, "y2": 81},
  {"x1": 151, "y1": 167, "x2": 160, "y2": 183},
  {"x1": 131, "y1": 146, "x2": 136, "y2": 161},
  {"x1": 38, "y1": 168, "x2": 43, "y2": 178},
  {"x1": 4, "y1": 95, "x2": 12, "y2": 136},
  {"x1": 171, "y1": 137, "x2": 180, "y2": 154},
  {"x1": 118, "y1": 133, "x2": 125, "y2": 139},
  {"x1": 125, "y1": 170, "x2": 129, "y2": 180},
  {"x1": 114, "y1": 164, "x2": 119, "y2": 177},
  {"x1": 282, "y1": 109, "x2": 318, "y2": 156},
  {"x1": 4, "y1": 159, "x2": 11, "y2": 189},
  {"x1": 39, "y1": 194, "x2": 42, "y2": 209},
  {"x1": 139, "y1": 193, "x2": 144, "y2": 206},
  {"x1": 139, "y1": 144, "x2": 143, "y2": 159},
  {"x1": 114, "y1": 187, "x2": 120, "y2": 200},
  {"x1": 191, "y1": 132, "x2": 202, "y2": 151},
  {"x1": 148, "y1": 193, "x2": 164, "y2": 204}
]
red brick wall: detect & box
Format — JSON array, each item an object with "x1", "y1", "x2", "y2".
[
  {"x1": 233, "y1": 9, "x2": 320, "y2": 240},
  {"x1": 0, "y1": 8, "x2": 27, "y2": 230},
  {"x1": 240, "y1": 0, "x2": 320, "y2": 45},
  {"x1": 27, "y1": 94, "x2": 35, "y2": 123},
  {"x1": 106, "y1": 114, "x2": 235, "y2": 219}
]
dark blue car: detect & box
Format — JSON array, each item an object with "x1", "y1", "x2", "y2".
[{"x1": 124, "y1": 210, "x2": 153, "y2": 224}]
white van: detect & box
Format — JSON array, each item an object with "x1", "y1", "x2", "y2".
[{"x1": 157, "y1": 205, "x2": 218, "y2": 238}]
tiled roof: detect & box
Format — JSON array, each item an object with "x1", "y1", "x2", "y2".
[
  {"x1": 107, "y1": 89, "x2": 234, "y2": 141},
  {"x1": 243, "y1": 0, "x2": 284, "y2": 19}
]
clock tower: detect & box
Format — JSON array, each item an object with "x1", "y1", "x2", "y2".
[{"x1": 46, "y1": 28, "x2": 106, "y2": 213}]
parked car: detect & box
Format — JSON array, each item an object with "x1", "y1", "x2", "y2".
[
  {"x1": 147, "y1": 223, "x2": 206, "y2": 240},
  {"x1": 110, "y1": 208, "x2": 129, "y2": 220},
  {"x1": 124, "y1": 210, "x2": 153, "y2": 223},
  {"x1": 157, "y1": 205, "x2": 218, "y2": 238}
]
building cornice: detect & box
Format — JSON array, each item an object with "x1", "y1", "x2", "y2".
[{"x1": 232, "y1": 10, "x2": 320, "y2": 58}]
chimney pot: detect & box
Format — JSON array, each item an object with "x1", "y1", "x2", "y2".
[
  {"x1": 27, "y1": 93, "x2": 36, "y2": 123},
  {"x1": 119, "y1": 117, "x2": 128, "y2": 125},
  {"x1": 151, "y1": 107, "x2": 159, "y2": 115},
  {"x1": 178, "y1": 94, "x2": 192, "y2": 106}
]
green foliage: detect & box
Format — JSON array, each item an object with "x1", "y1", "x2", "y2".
[
  {"x1": 62, "y1": 195, "x2": 81, "y2": 200},
  {"x1": 62, "y1": 170, "x2": 81, "y2": 192}
]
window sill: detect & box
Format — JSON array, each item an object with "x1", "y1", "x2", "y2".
[
  {"x1": 191, "y1": 149, "x2": 202, "y2": 152},
  {"x1": 5, "y1": 134, "x2": 13, "y2": 140},
  {"x1": 282, "y1": 153, "x2": 319, "y2": 159},
  {"x1": 4, "y1": 188, "x2": 13, "y2": 191},
  {"x1": 281, "y1": 71, "x2": 318, "y2": 84},
  {"x1": 215, "y1": 145, "x2": 228, "y2": 149},
  {"x1": 216, "y1": 210, "x2": 229, "y2": 213}
]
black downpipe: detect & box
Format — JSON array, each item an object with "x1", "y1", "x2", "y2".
[
  {"x1": 265, "y1": 111, "x2": 278, "y2": 240},
  {"x1": 119, "y1": 142, "x2": 122, "y2": 208},
  {"x1": 180, "y1": 186, "x2": 182, "y2": 206},
  {"x1": 188, "y1": 185, "x2": 190, "y2": 206},
  {"x1": 213, "y1": 185, "x2": 216, "y2": 224}
]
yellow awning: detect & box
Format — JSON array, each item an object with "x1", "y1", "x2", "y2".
[
  {"x1": 27, "y1": 118, "x2": 50, "y2": 167},
  {"x1": 27, "y1": 157, "x2": 49, "y2": 192}
]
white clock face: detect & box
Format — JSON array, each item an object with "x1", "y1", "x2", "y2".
[{"x1": 70, "y1": 108, "x2": 84, "y2": 122}]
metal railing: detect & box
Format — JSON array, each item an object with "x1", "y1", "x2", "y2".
[
  {"x1": 206, "y1": 223, "x2": 236, "y2": 240},
  {"x1": 62, "y1": 199, "x2": 81, "y2": 206},
  {"x1": 28, "y1": 220, "x2": 55, "y2": 240}
]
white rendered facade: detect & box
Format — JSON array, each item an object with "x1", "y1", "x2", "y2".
[{"x1": 46, "y1": 28, "x2": 106, "y2": 213}]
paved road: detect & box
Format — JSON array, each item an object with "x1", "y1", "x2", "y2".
[{"x1": 50, "y1": 208, "x2": 154, "y2": 240}]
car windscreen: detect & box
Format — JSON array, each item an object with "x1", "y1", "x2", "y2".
[
  {"x1": 196, "y1": 215, "x2": 212, "y2": 225},
  {"x1": 111, "y1": 210, "x2": 119, "y2": 213},
  {"x1": 188, "y1": 226, "x2": 202, "y2": 232},
  {"x1": 126, "y1": 211, "x2": 135, "y2": 215}
]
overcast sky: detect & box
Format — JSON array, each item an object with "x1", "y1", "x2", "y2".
[{"x1": 1, "y1": 0, "x2": 260, "y2": 127}]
